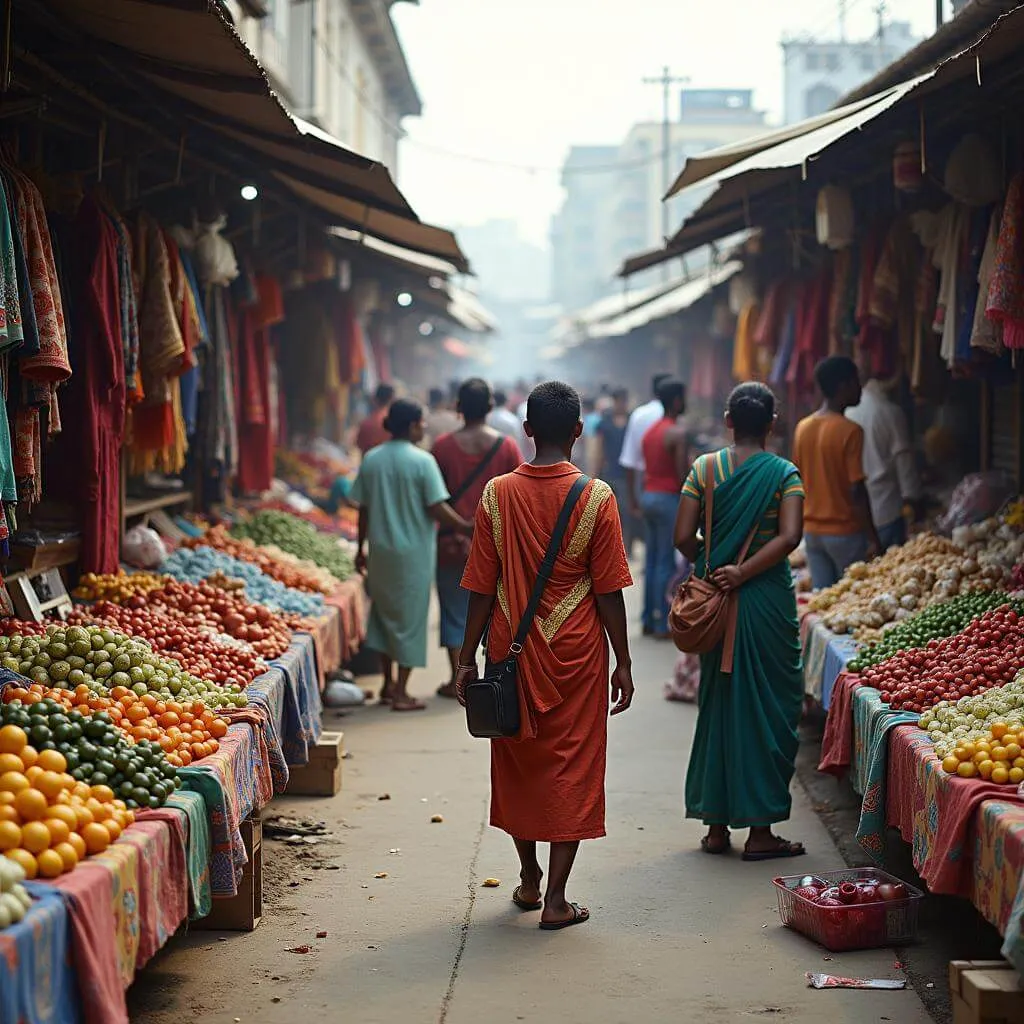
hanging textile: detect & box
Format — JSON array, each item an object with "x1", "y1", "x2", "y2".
[
  {"x1": 986, "y1": 172, "x2": 1024, "y2": 350},
  {"x1": 732, "y1": 301, "x2": 760, "y2": 381},
  {"x1": 970, "y1": 206, "x2": 1003, "y2": 355}
]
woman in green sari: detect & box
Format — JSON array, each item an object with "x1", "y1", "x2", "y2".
[{"x1": 674, "y1": 382, "x2": 807, "y2": 860}]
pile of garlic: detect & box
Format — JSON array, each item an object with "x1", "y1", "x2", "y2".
[{"x1": 809, "y1": 530, "x2": 1013, "y2": 640}]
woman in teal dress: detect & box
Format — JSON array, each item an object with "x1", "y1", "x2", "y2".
[
  {"x1": 351, "y1": 399, "x2": 471, "y2": 711},
  {"x1": 674, "y1": 382, "x2": 807, "y2": 860}
]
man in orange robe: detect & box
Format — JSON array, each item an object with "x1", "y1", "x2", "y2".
[{"x1": 458, "y1": 381, "x2": 635, "y2": 931}]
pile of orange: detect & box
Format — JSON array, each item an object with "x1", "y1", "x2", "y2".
[
  {"x1": 4, "y1": 683, "x2": 228, "y2": 767},
  {"x1": 0, "y1": 724, "x2": 134, "y2": 879}
]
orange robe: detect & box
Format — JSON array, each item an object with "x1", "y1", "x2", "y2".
[{"x1": 462, "y1": 463, "x2": 633, "y2": 842}]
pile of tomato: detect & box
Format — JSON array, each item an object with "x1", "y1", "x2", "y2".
[
  {"x1": 70, "y1": 600, "x2": 265, "y2": 689},
  {"x1": 860, "y1": 605, "x2": 1024, "y2": 712}
]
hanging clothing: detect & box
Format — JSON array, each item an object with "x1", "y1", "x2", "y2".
[
  {"x1": 867, "y1": 217, "x2": 921, "y2": 377},
  {"x1": 0, "y1": 174, "x2": 24, "y2": 354},
  {"x1": 732, "y1": 301, "x2": 759, "y2": 381},
  {"x1": 971, "y1": 206, "x2": 1003, "y2": 355},
  {"x1": 682, "y1": 450, "x2": 804, "y2": 828},
  {"x1": 49, "y1": 198, "x2": 126, "y2": 574},
  {"x1": 953, "y1": 206, "x2": 995, "y2": 368},
  {"x1": 986, "y1": 172, "x2": 1024, "y2": 350},
  {"x1": 462, "y1": 463, "x2": 632, "y2": 841}
]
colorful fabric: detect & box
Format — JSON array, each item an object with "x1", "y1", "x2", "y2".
[
  {"x1": 0, "y1": 882, "x2": 79, "y2": 1024},
  {"x1": 974, "y1": 801, "x2": 1024, "y2": 975},
  {"x1": 682, "y1": 451, "x2": 805, "y2": 828},
  {"x1": 53, "y1": 858, "x2": 129, "y2": 1024},
  {"x1": 463, "y1": 463, "x2": 632, "y2": 842},
  {"x1": 986, "y1": 171, "x2": 1024, "y2": 349},
  {"x1": 177, "y1": 763, "x2": 244, "y2": 898},
  {"x1": 817, "y1": 671, "x2": 863, "y2": 777},
  {"x1": 325, "y1": 580, "x2": 367, "y2": 663},
  {"x1": 159, "y1": 790, "x2": 212, "y2": 919}
]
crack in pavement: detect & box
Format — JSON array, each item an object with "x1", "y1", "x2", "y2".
[{"x1": 438, "y1": 793, "x2": 489, "y2": 1024}]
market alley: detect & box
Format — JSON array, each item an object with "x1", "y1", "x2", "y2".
[{"x1": 128, "y1": 593, "x2": 930, "y2": 1024}]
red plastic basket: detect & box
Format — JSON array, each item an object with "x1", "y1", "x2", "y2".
[{"x1": 773, "y1": 867, "x2": 924, "y2": 952}]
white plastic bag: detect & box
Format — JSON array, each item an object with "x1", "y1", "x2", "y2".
[{"x1": 122, "y1": 525, "x2": 168, "y2": 569}]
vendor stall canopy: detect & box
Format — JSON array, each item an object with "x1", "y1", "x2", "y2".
[
  {"x1": 14, "y1": 0, "x2": 469, "y2": 271},
  {"x1": 619, "y1": 3, "x2": 1024, "y2": 277}
]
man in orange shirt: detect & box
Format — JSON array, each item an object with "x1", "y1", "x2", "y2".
[
  {"x1": 356, "y1": 384, "x2": 395, "y2": 455},
  {"x1": 792, "y1": 356, "x2": 880, "y2": 590}
]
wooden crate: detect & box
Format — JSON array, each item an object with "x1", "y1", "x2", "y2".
[
  {"x1": 285, "y1": 732, "x2": 344, "y2": 797},
  {"x1": 194, "y1": 816, "x2": 263, "y2": 931},
  {"x1": 949, "y1": 961, "x2": 1023, "y2": 1024}
]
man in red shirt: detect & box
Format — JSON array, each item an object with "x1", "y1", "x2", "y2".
[
  {"x1": 356, "y1": 384, "x2": 395, "y2": 455},
  {"x1": 640, "y1": 378, "x2": 688, "y2": 638}
]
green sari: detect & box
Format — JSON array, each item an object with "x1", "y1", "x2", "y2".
[{"x1": 684, "y1": 450, "x2": 804, "y2": 828}]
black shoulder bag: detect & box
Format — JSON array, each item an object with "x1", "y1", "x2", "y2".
[{"x1": 464, "y1": 474, "x2": 590, "y2": 739}]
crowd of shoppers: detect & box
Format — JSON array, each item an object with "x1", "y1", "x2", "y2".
[{"x1": 346, "y1": 355, "x2": 924, "y2": 926}]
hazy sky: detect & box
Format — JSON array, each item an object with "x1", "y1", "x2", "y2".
[{"x1": 392, "y1": 0, "x2": 941, "y2": 249}]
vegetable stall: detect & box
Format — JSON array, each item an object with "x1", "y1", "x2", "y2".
[{"x1": 803, "y1": 502, "x2": 1024, "y2": 979}]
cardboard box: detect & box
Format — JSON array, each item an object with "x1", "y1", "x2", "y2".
[
  {"x1": 949, "y1": 961, "x2": 1023, "y2": 1024},
  {"x1": 194, "y1": 816, "x2": 263, "y2": 931},
  {"x1": 285, "y1": 732, "x2": 344, "y2": 796}
]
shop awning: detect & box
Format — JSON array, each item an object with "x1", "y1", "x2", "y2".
[
  {"x1": 664, "y1": 92, "x2": 894, "y2": 199},
  {"x1": 585, "y1": 262, "x2": 741, "y2": 342},
  {"x1": 204, "y1": 117, "x2": 416, "y2": 219},
  {"x1": 550, "y1": 277, "x2": 686, "y2": 346},
  {"x1": 281, "y1": 174, "x2": 470, "y2": 272},
  {"x1": 620, "y1": 73, "x2": 933, "y2": 275},
  {"x1": 330, "y1": 227, "x2": 460, "y2": 279},
  {"x1": 446, "y1": 285, "x2": 497, "y2": 334},
  {"x1": 42, "y1": 0, "x2": 295, "y2": 137}
]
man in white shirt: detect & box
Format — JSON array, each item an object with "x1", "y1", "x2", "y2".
[
  {"x1": 515, "y1": 397, "x2": 534, "y2": 460},
  {"x1": 486, "y1": 390, "x2": 523, "y2": 457},
  {"x1": 619, "y1": 372, "x2": 672, "y2": 518},
  {"x1": 846, "y1": 376, "x2": 923, "y2": 551}
]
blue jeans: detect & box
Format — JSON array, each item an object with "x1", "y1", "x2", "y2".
[
  {"x1": 641, "y1": 491, "x2": 679, "y2": 633},
  {"x1": 877, "y1": 517, "x2": 906, "y2": 552},
  {"x1": 805, "y1": 532, "x2": 868, "y2": 591}
]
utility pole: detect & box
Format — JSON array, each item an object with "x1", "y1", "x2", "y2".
[
  {"x1": 936, "y1": 0, "x2": 944, "y2": 30},
  {"x1": 643, "y1": 66, "x2": 689, "y2": 277}
]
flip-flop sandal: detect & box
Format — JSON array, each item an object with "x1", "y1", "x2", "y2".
[
  {"x1": 700, "y1": 831, "x2": 731, "y2": 855},
  {"x1": 511, "y1": 885, "x2": 543, "y2": 911},
  {"x1": 742, "y1": 839, "x2": 806, "y2": 862},
  {"x1": 436, "y1": 683, "x2": 459, "y2": 699},
  {"x1": 539, "y1": 903, "x2": 589, "y2": 931},
  {"x1": 390, "y1": 699, "x2": 427, "y2": 712}
]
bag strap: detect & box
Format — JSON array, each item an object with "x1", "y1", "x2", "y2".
[
  {"x1": 448, "y1": 436, "x2": 506, "y2": 505},
  {"x1": 701, "y1": 456, "x2": 715, "y2": 578},
  {"x1": 508, "y1": 473, "x2": 590, "y2": 657}
]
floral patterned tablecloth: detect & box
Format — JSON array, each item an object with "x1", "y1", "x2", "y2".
[{"x1": 0, "y1": 882, "x2": 78, "y2": 1024}]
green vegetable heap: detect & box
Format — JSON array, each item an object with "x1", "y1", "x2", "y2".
[
  {"x1": 230, "y1": 510, "x2": 354, "y2": 581},
  {"x1": 848, "y1": 590, "x2": 1018, "y2": 672}
]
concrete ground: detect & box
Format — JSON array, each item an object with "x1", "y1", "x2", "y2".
[{"x1": 129, "y1": 590, "x2": 936, "y2": 1024}]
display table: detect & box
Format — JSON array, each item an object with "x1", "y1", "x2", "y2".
[
  {"x1": 326, "y1": 577, "x2": 366, "y2": 664},
  {"x1": 800, "y1": 612, "x2": 858, "y2": 709},
  {"x1": 821, "y1": 676, "x2": 1024, "y2": 976}
]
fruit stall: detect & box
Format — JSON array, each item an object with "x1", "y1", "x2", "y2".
[
  {"x1": 0, "y1": 504, "x2": 366, "y2": 1024},
  {"x1": 802, "y1": 503, "x2": 1024, "y2": 978}
]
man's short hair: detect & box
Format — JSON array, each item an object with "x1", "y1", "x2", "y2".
[
  {"x1": 375, "y1": 383, "x2": 395, "y2": 405},
  {"x1": 656, "y1": 377, "x2": 686, "y2": 411},
  {"x1": 526, "y1": 381, "x2": 581, "y2": 445},
  {"x1": 814, "y1": 356, "x2": 858, "y2": 399},
  {"x1": 493, "y1": 389, "x2": 508, "y2": 407},
  {"x1": 457, "y1": 377, "x2": 492, "y2": 422},
  {"x1": 651, "y1": 372, "x2": 672, "y2": 397},
  {"x1": 428, "y1": 387, "x2": 445, "y2": 407}
]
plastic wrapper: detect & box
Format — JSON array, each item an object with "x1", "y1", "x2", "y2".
[
  {"x1": 936, "y1": 471, "x2": 1017, "y2": 533},
  {"x1": 121, "y1": 524, "x2": 169, "y2": 569},
  {"x1": 806, "y1": 974, "x2": 906, "y2": 990}
]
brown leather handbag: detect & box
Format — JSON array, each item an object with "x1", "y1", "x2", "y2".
[{"x1": 668, "y1": 456, "x2": 756, "y2": 674}]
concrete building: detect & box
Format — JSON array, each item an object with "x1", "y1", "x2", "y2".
[
  {"x1": 549, "y1": 146, "x2": 619, "y2": 312},
  {"x1": 223, "y1": 0, "x2": 421, "y2": 173},
  {"x1": 609, "y1": 89, "x2": 767, "y2": 287},
  {"x1": 781, "y1": 20, "x2": 920, "y2": 123}
]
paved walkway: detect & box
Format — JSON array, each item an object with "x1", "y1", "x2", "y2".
[{"x1": 130, "y1": 593, "x2": 932, "y2": 1024}]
